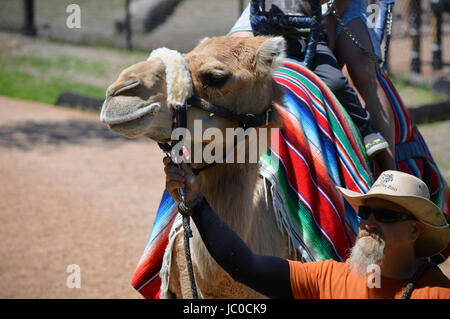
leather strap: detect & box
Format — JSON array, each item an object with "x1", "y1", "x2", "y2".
[
  {"x1": 186, "y1": 96, "x2": 272, "y2": 129},
  {"x1": 400, "y1": 262, "x2": 435, "y2": 299}
]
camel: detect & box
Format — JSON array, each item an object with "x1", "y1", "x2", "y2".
[
  {"x1": 100, "y1": 34, "x2": 450, "y2": 297},
  {"x1": 101, "y1": 35, "x2": 300, "y2": 298}
]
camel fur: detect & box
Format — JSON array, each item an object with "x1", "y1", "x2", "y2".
[{"x1": 101, "y1": 36, "x2": 297, "y2": 298}]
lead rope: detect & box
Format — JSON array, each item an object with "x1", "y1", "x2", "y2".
[
  {"x1": 169, "y1": 157, "x2": 200, "y2": 299},
  {"x1": 180, "y1": 211, "x2": 199, "y2": 299},
  {"x1": 327, "y1": 1, "x2": 383, "y2": 69},
  {"x1": 381, "y1": 2, "x2": 394, "y2": 73},
  {"x1": 159, "y1": 142, "x2": 199, "y2": 299}
]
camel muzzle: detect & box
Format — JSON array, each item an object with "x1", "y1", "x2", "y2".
[
  {"x1": 100, "y1": 97, "x2": 161, "y2": 126},
  {"x1": 99, "y1": 94, "x2": 173, "y2": 139}
]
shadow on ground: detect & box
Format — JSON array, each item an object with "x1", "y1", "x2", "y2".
[{"x1": 0, "y1": 119, "x2": 133, "y2": 150}]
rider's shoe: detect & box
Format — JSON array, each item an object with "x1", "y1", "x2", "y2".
[{"x1": 363, "y1": 132, "x2": 389, "y2": 158}]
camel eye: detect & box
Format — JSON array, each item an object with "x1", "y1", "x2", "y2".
[{"x1": 200, "y1": 70, "x2": 231, "y2": 88}]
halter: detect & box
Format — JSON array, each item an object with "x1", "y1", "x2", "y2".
[{"x1": 158, "y1": 96, "x2": 273, "y2": 175}]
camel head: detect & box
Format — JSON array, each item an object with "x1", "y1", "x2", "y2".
[
  {"x1": 100, "y1": 57, "x2": 172, "y2": 141},
  {"x1": 182, "y1": 35, "x2": 285, "y2": 129},
  {"x1": 100, "y1": 36, "x2": 286, "y2": 147}
]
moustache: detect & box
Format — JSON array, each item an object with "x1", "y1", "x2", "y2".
[{"x1": 357, "y1": 229, "x2": 384, "y2": 242}]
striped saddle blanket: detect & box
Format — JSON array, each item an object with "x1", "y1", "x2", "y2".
[{"x1": 130, "y1": 59, "x2": 450, "y2": 299}]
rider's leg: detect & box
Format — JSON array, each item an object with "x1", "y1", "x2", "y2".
[
  {"x1": 334, "y1": 18, "x2": 396, "y2": 171},
  {"x1": 312, "y1": 42, "x2": 372, "y2": 137},
  {"x1": 227, "y1": 7, "x2": 390, "y2": 160},
  {"x1": 313, "y1": 41, "x2": 391, "y2": 161},
  {"x1": 228, "y1": 31, "x2": 371, "y2": 136}
]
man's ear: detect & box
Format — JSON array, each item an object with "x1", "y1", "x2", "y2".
[
  {"x1": 411, "y1": 222, "x2": 426, "y2": 242},
  {"x1": 254, "y1": 36, "x2": 286, "y2": 79}
]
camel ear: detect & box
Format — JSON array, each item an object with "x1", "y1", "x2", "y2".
[{"x1": 255, "y1": 36, "x2": 286, "y2": 79}]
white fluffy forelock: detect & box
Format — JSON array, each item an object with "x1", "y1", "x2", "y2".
[{"x1": 147, "y1": 47, "x2": 193, "y2": 109}]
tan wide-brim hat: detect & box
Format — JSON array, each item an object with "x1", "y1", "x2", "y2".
[{"x1": 337, "y1": 170, "x2": 450, "y2": 258}]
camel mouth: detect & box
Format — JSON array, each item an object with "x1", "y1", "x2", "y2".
[
  {"x1": 108, "y1": 111, "x2": 153, "y2": 131},
  {"x1": 107, "y1": 113, "x2": 157, "y2": 139},
  {"x1": 100, "y1": 100, "x2": 161, "y2": 126},
  {"x1": 100, "y1": 97, "x2": 172, "y2": 140}
]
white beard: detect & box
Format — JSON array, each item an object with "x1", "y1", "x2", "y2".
[{"x1": 348, "y1": 232, "x2": 385, "y2": 278}]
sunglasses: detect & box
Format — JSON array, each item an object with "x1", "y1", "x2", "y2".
[{"x1": 358, "y1": 206, "x2": 417, "y2": 223}]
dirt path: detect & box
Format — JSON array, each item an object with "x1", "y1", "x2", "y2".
[
  {"x1": 0, "y1": 95, "x2": 448, "y2": 299},
  {"x1": 0, "y1": 96, "x2": 165, "y2": 298}
]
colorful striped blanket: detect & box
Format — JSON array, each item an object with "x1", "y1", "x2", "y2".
[{"x1": 130, "y1": 59, "x2": 450, "y2": 299}]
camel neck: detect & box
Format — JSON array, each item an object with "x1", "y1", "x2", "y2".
[{"x1": 199, "y1": 163, "x2": 260, "y2": 236}]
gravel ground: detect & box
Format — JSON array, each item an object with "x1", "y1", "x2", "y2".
[{"x1": 0, "y1": 96, "x2": 165, "y2": 298}]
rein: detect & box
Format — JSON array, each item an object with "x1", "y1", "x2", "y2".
[
  {"x1": 158, "y1": 103, "x2": 199, "y2": 299},
  {"x1": 401, "y1": 261, "x2": 435, "y2": 299},
  {"x1": 327, "y1": 1, "x2": 383, "y2": 69},
  {"x1": 326, "y1": 0, "x2": 395, "y2": 73},
  {"x1": 158, "y1": 96, "x2": 273, "y2": 299}
]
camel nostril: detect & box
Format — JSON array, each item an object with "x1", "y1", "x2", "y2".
[{"x1": 109, "y1": 79, "x2": 141, "y2": 96}]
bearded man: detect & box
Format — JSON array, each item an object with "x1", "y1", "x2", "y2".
[{"x1": 164, "y1": 157, "x2": 450, "y2": 299}]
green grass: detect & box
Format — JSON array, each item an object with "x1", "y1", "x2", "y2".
[
  {"x1": 0, "y1": 66, "x2": 105, "y2": 105},
  {"x1": 391, "y1": 73, "x2": 445, "y2": 107},
  {"x1": 0, "y1": 49, "x2": 106, "y2": 105},
  {"x1": 417, "y1": 119, "x2": 450, "y2": 184},
  {"x1": 3, "y1": 54, "x2": 109, "y2": 76}
]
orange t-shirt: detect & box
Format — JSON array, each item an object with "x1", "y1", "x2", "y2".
[{"x1": 288, "y1": 259, "x2": 450, "y2": 299}]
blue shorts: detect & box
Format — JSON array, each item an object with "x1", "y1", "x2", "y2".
[{"x1": 335, "y1": 0, "x2": 383, "y2": 60}]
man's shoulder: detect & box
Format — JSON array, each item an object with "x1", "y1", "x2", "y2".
[
  {"x1": 424, "y1": 266, "x2": 450, "y2": 287},
  {"x1": 413, "y1": 266, "x2": 450, "y2": 299},
  {"x1": 289, "y1": 258, "x2": 345, "y2": 269},
  {"x1": 289, "y1": 258, "x2": 351, "y2": 279},
  {"x1": 299, "y1": 258, "x2": 349, "y2": 275}
]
